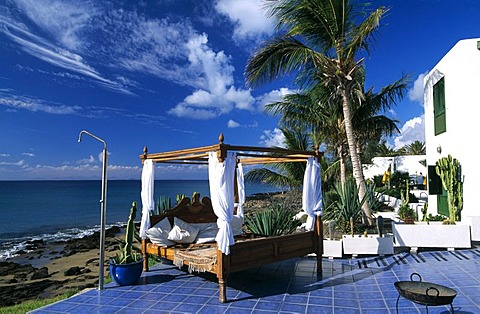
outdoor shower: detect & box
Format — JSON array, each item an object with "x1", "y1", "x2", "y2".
[{"x1": 77, "y1": 130, "x2": 108, "y2": 291}]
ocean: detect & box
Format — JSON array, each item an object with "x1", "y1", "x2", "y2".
[{"x1": 0, "y1": 180, "x2": 280, "y2": 261}]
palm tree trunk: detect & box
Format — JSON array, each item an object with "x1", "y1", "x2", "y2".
[
  {"x1": 337, "y1": 145, "x2": 347, "y2": 189},
  {"x1": 340, "y1": 90, "x2": 373, "y2": 225}
]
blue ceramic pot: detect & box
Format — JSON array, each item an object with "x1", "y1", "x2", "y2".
[{"x1": 109, "y1": 259, "x2": 143, "y2": 286}]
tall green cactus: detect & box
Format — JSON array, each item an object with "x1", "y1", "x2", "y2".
[
  {"x1": 435, "y1": 155, "x2": 463, "y2": 222},
  {"x1": 112, "y1": 202, "x2": 139, "y2": 264}
]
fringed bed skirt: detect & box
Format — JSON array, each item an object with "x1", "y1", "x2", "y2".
[{"x1": 173, "y1": 247, "x2": 217, "y2": 273}]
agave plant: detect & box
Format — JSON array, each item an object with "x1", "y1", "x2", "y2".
[
  {"x1": 364, "y1": 181, "x2": 383, "y2": 213},
  {"x1": 324, "y1": 179, "x2": 367, "y2": 235},
  {"x1": 245, "y1": 203, "x2": 301, "y2": 237}
]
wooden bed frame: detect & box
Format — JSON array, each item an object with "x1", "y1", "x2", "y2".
[
  {"x1": 140, "y1": 134, "x2": 324, "y2": 302},
  {"x1": 142, "y1": 193, "x2": 323, "y2": 303}
]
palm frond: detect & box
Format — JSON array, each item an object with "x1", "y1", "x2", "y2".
[{"x1": 245, "y1": 36, "x2": 318, "y2": 88}]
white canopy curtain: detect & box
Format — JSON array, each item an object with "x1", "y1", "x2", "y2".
[
  {"x1": 302, "y1": 157, "x2": 323, "y2": 231},
  {"x1": 140, "y1": 159, "x2": 155, "y2": 239},
  {"x1": 235, "y1": 163, "x2": 245, "y2": 219},
  {"x1": 208, "y1": 151, "x2": 236, "y2": 255}
]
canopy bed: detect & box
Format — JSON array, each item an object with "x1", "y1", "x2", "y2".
[{"x1": 139, "y1": 134, "x2": 324, "y2": 302}]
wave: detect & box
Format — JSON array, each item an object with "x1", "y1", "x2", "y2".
[{"x1": 0, "y1": 222, "x2": 124, "y2": 262}]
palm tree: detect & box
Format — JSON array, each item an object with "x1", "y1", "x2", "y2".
[
  {"x1": 265, "y1": 85, "x2": 348, "y2": 187},
  {"x1": 353, "y1": 73, "x2": 409, "y2": 164},
  {"x1": 403, "y1": 140, "x2": 426, "y2": 155},
  {"x1": 245, "y1": 0, "x2": 388, "y2": 224},
  {"x1": 363, "y1": 140, "x2": 397, "y2": 161},
  {"x1": 244, "y1": 127, "x2": 312, "y2": 190}
]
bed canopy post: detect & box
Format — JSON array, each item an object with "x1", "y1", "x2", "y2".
[
  {"x1": 314, "y1": 144, "x2": 323, "y2": 273},
  {"x1": 140, "y1": 146, "x2": 149, "y2": 165},
  {"x1": 217, "y1": 133, "x2": 228, "y2": 162},
  {"x1": 302, "y1": 145, "x2": 323, "y2": 274},
  {"x1": 315, "y1": 216, "x2": 323, "y2": 274}
]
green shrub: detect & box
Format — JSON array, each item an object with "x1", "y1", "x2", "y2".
[
  {"x1": 324, "y1": 179, "x2": 366, "y2": 235},
  {"x1": 245, "y1": 203, "x2": 300, "y2": 237},
  {"x1": 397, "y1": 204, "x2": 416, "y2": 221}
]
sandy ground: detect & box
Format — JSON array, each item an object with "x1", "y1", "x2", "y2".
[{"x1": 0, "y1": 227, "x2": 126, "y2": 306}]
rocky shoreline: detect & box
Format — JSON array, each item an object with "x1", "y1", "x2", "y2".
[
  {"x1": 0, "y1": 226, "x2": 123, "y2": 307},
  {"x1": 0, "y1": 191, "x2": 300, "y2": 308}
]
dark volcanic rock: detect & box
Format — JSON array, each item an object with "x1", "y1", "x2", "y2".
[
  {"x1": 30, "y1": 267, "x2": 49, "y2": 280},
  {"x1": 64, "y1": 266, "x2": 82, "y2": 276},
  {"x1": 0, "y1": 279, "x2": 60, "y2": 307},
  {"x1": 0, "y1": 262, "x2": 35, "y2": 278}
]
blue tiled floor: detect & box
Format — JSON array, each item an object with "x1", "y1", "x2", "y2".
[{"x1": 30, "y1": 247, "x2": 480, "y2": 313}]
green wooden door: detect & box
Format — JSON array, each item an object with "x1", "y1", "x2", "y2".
[{"x1": 437, "y1": 188, "x2": 448, "y2": 217}]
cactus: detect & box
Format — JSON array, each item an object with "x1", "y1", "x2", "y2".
[
  {"x1": 400, "y1": 181, "x2": 410, "y2": 206},
  {"x1": 176, "y1": 194, "x2": 186, "y2": 204},
  {"x1": 435, "y1": 155, "x2": 463, "y2": 222},
  {"x1": 113, "y1": 202, "x2": 141, "y2": 264},
  {"x1": 156, "y1": 195, "x2": 171, "y2": 214}
]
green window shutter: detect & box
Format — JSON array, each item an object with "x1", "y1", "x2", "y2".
[
  {"x1": 433, "y1": 77, "x2": 446, "y2": 135},
  {"x1": 437, "y1": 192, "x2": 449, "y2": 217}
]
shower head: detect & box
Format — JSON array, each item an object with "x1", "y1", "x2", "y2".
[
  {"x1": 77, "y1": 130, "x2": 107, "y2": 149},
  {"x1": 78, "y1": 130, "x2": 85, "y2": 143}
]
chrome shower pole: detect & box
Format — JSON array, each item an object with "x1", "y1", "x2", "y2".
[{"x1": 78, "y1": 130, "x2": 107, "y2": 291}]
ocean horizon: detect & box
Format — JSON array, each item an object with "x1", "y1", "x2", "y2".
[{"x1": 0, "y1": 180, "x2": 281, "y2": 261}]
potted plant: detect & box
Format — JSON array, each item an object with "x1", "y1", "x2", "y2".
[
  {"x1": 397, "y1": 182, "x2": 416, "y2": 224},
  {"x1": 109, "y1": 202, "x2": 143, "y2": 286},
  {"x1": 325, "y1": 179, "x2": 393, "y2": 256},
  {"x1": 392, "y1": 165, "x2": 471, "y2": 250}
]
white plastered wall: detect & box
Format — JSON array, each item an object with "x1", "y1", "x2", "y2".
[{"x1": 424, "y1": 38, "x2": 480, "y2": 219}]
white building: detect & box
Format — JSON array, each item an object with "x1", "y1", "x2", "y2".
[
  {"x1": 363, "y1": 155, "x2": 426, "y2": 181},
  {"x1": 423, "y1": 38, "x2": 480, "y2": 227}
]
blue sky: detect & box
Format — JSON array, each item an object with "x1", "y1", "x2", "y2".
[{"x1": 0, "y1": 0, "x2": 479, "y2": 180}]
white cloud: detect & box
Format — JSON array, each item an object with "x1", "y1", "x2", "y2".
[
  {"x1": 215, "y1": 0, "x2": 274, "y2": 43},
  {"x1": 408, "y1": 72, "x2": 428, "y2": 104},
  {"x1": 0, "y1": 161, "x2": 142, "y2": 180},
  {"x1": 227, "y1": 119, "x2": 258, "y2": 128},
  {"x1": 260, "y1": 128, "x2": 285, "y2": 147},
  {"x1": 76, "y1": 155, "x2": 96, "y2": 164},
  {"x1": 0, "y1": 154, "x2": 10, "y2": 157},
  {"x1": 14, "y1": 0, "x2": 98, "y2": 51},
  {"x1": 0, "y1": 160, "x2": 27, "y2": 167},
  {"x1": 227, "y1": 120, "x2": 240, "y2": 128},
  {"x1": 168, "y1": 33, "x2": 255, "y2": 119},
  {"x1": 0, "y1": 93, "x2": 82, "y2": 115},
  {"x1": 393, "y1": 115, "x2": 425, "y2": 149},
  {"x1": 256, "y1": 87, "x2": 296, "y2": 112},
  {"x1": 0, "y1": 2, "x2": 132, "y2": 94},
  {"x1": 22, "y1": 152, "x2": 35, "y2": 157}
]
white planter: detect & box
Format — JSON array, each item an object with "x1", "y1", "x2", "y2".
[
  {"x1": 460, "y1": 216, "x2": 480, "y2": 241},
  {"x1": 323, "y1": 239, "x2": 343, "y2": 258},
  {"x1": 392, "y1": 221, "x2": 471, "y2": 249},
  {"x1": 342, "y1": 234, "x2": 394, "y2": 256}
]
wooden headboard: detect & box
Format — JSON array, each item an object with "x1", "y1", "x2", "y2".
[{"x1": 150, "y1": 193, "x2": 217, "y2": 226}]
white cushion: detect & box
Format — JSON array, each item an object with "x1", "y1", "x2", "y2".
[
  {"x1": 146, "y1": 218, "x2": 175, "y2": 247},
  {"x1": 193, "y1": 217, "x2": 244, "y2": 244},
  {"x1": 195, "y1": 222, "x2": 218, "y2": 244},
  {"x1": 167, "y1": 217, "x2": 199, "y2": 243}
]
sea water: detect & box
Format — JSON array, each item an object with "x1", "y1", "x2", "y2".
[{"x1": 0, "y1": 180, "x2": 280, "y2": 260}]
